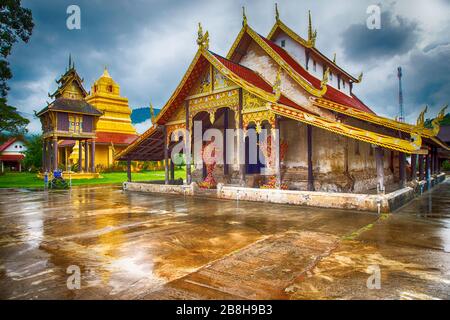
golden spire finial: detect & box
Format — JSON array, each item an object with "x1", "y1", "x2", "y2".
[
  {"x1": 333, "y1": 53, "x2": 336, "y2": 64},
  {"x1": 321, "y1": 67, "x2": 330, "y2": 88},
  {"x1": 273, "y1": 67, "x2": 282, "y2": 99},
  {"x1": 102, "y1": 66, "x2": 111, "y2": 78},
  {"x1": 275, "y1": 3, "x2": 279, "y2": 21},
  {"x1": 307, "y1": 10, "x2": 317, "y2": 47},
  {"x1": 242, "y1": 6, "x2": 247, "y2": 26}
]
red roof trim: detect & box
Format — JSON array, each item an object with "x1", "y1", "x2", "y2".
[
  {"x1": 0, "y1": 138, "x2": 18, "y2": 152},
  {"x1": 257, "y1": 34, "x2": 375, "y2": 114},
  {"x1": 0, "y1": 154, "x2": 24, "y2": 161}
]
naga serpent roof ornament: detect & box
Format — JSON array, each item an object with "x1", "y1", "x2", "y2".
[
  {"x1": 431, "y1": 104, "x2": 448, "y2": 135},
  {"x1": 416, "y1": 105, "x2": 428, "y2": 128},
  {"x1": 321, "y1": 67, "x2": 330, "y2": 88},
  {"x1": 196, "y1": 22, "x2": 209, "y2": 49}
]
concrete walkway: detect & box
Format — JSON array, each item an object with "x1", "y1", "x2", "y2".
[{"x1": 0, "y1": 180, "x2": 449, "y2": 299}]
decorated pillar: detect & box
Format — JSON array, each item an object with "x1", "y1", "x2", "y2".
[
  {"x1": 64, "y1": 146, "x2": 68, "y2": 171},
  {"x1": 275, "y1": 116, "x2": 281, "y2": 188},
  {"x1": 399, "y1": 151, "x2": 406, "y2": 188},
  {"x1": 52, "y1": 137, "x2": 58, "y2": 172},
  {"x1": 170, "y1": 159, "x2": 175, "y2": 181},
  {"x1": 375, "y1": 146, "x2": 385, "y2": 193},
  {"x1": 418, "y1": 155, "x2": 424, "y2": 181},
  {"x1": 435, "y1": 147, "x2": 440, "y2": 173},
  {"x1": 307, "y1": 125, "x2": 314, "y2": 191},
  {"x1": 46, "y1": 140, "x2": 52, "y2": 172},
  {"x1": 78, "y1": 140, "x2": 83, "y2": 172},
  {"x1": 42, "y1": 138, "x2": 47, "y2": 172},
  {"x1": 127, "y1": 159, "x2": 132, "y2": 182},
  {"x1": 238, "y1": 88, "x2": 246, "y2": 185},
  {"x1": 84, "y1": 140, "x2": 89, "y2": 174},
  {"x1": 223, "y1": 108, "x2": 229, "y2": 176},
  {"x1": 185, "y1": 100, "x2": 192, "y2": 184},
  {"x1": 163, "y1": 125, "x2": 169, "y2": 185},
  {"x1": 410, "y1": 153, "x2": 417, "y2": 181},
  {"x1": 425, "y1": 151, "x2": 431, "y2": 181},
  {"x1": 90, "y1": 140, "x2": 96, "y2": 173}
]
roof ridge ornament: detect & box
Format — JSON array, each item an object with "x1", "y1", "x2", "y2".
[
  {"x1": 357, "y1": 72, "x2": 363, "y2": 83},
  {"x1": 333, "y1": 53, "x2": 336, "y2": 64},
  {"x1": 431, "y1": 104, "x2": 448, "y2": 135},
  {"x1": 307, "y1": 10, "x2": 317, "y2": 47},
  {"x1": 242, "y1": 6, "x2": 247, "y2": 27},
  {"x1": 275, "y1": 3, "x2": 279, "y2": 21},
  {"x1": 416, "y1": 105, "x2": 428, "y2": 128},
  {"x1": 321, "y1": 67, "x2": 330, "y2": 88},
  {"x1": 196, "y1": 22, "x2": 209, "y2": 50}
]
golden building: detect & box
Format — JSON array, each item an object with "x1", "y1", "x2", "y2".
[
  {"x1": 60, "y1": 66, "x2": 138, "y2": 169},
  {"x1": 85, "y1": 68, "x2": 138, "y2": 167}
]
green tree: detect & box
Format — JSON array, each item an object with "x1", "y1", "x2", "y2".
[
  {"x1": 1, "y1": 0, "x2": 34, "y2": 96},
  {"x1": 0, "y1": 1, "x2": 34, "y2": 135},
  {"x1": 23, "y1": 134, "x2": 42, "y2": 171},
  {"x1": 0, "y1": 97, "x2": 29, "y2": 135}
]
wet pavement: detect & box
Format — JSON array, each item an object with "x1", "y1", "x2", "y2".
[{"x1": 0, "y1": 180, "x2": 449, "y2": 300}]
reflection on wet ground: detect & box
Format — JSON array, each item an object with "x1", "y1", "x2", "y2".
[{"x1": 0, "y1": 180, "x2": 449, "y2": 299}]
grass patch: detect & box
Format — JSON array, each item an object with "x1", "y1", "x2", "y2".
[{"x1": 0, "y1": 169, "x2": 185, "y2": 189}]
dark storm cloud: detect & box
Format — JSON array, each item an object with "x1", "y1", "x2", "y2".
[{"x1": 341, "y1": 9, "x2": 419, "y2": 61}]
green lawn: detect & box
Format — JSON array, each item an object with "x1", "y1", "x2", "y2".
[{"x1": 0, "y1": 169, "x2": 185, "y2": 189}]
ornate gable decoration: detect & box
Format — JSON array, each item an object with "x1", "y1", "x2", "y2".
[{"x1": 49, "y1": 55, "x2": 87, "y2": 100}]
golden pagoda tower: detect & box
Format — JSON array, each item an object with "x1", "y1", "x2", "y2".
[{"x1": 85, "y1": 67, "x2": 138, "y2": 167}]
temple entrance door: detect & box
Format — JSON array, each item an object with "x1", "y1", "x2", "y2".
[{"x1": 245, "y1": 125, "x2": 264, "y2": 174}]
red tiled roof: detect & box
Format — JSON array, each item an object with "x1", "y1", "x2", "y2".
[
  {"x1": 95, "y1": 132, "x2": 138, "y2": 145},
  {"x1": 212, "y1": 53, "x2": 313, "y2": 114},
  {"x1": 0, "y1": 138, "x2": 17, "y2": 152},
  {"x1": 258, "y1": 35, "x2": 375, "y2": 114},
  {"x1": 0, "y1": 154, "x2": 24, "y2": 161}
]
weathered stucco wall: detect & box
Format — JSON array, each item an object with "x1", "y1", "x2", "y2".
[{"x1": 239, "y1": 42, "x2": 332, "y2": 119}]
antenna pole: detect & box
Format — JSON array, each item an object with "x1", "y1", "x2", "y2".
[{"x1": 397, "y1": 67, "x2": 404, "y2": 122}]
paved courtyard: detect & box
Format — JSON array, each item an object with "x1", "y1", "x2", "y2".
[{"x1": 0, "y1": 180, "x2": 449, "y2": 299}]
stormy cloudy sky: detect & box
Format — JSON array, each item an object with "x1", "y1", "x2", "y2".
[{"x1": 7, "y1": 0, "x2": 450, "y2": 133}]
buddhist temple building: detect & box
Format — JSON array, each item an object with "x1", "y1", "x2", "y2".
[
  {"x1": 37, "y1": 57, "x2": 102, "y2": 176},
  {"x1": 116, "y1": 7, "x2": 449, "y2": 194},
  {"x1": 50, "y1": 60, "x2": 138, "y2": 172}
]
